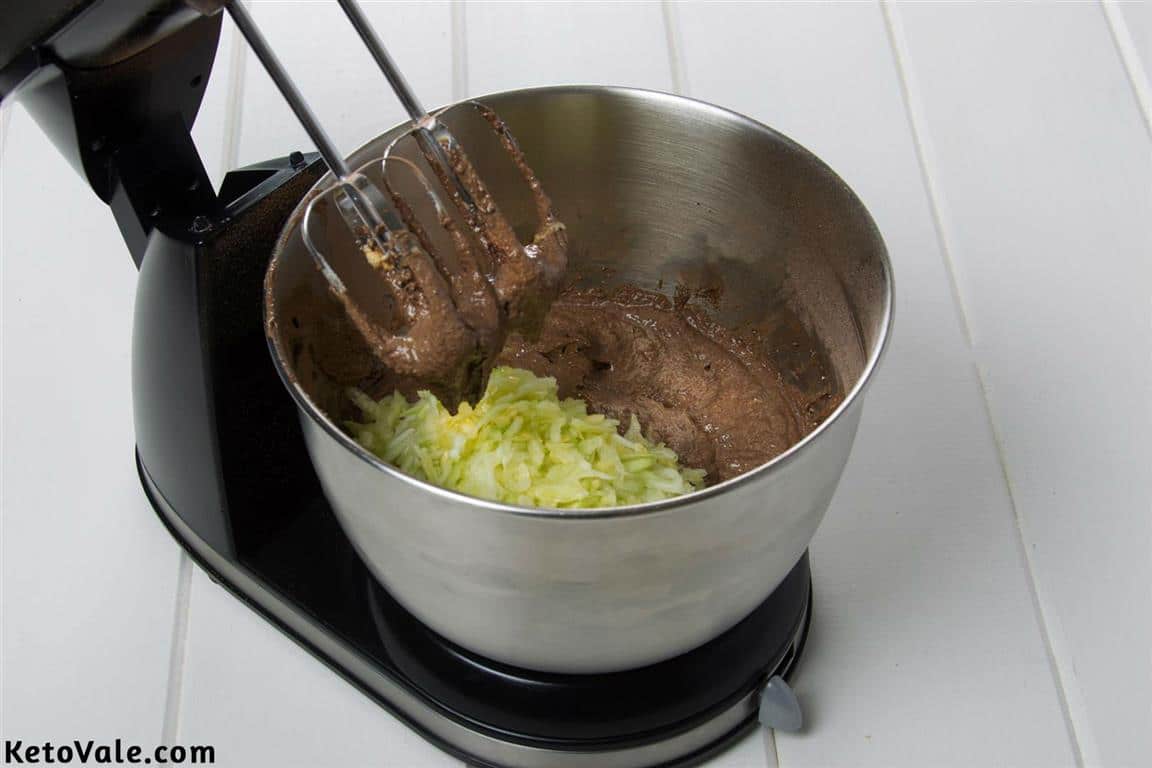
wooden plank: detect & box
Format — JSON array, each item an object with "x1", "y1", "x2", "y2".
[
  {"x1": 0, "y1": 106, "x2": 182, "y2": 744},
  {"x1": 710, "y1": 729, "x2": 778, "y2": 768},
  {"x1": 166, "y1": 10, "x2": 243, "y2": 746},
  {"x1": 1, "y1": 102, "x2": 11, "y2": 157},
  {"x1": 1108, "y1": 0, "x2": 1152, "y2": 137},
  {"x1": 191, "y1": 13, "x2": 243, "y2": 187},
  {"x1": 891, "y1": 3, "x2": 1152, "y2": 766},
  {"x1": 236, "y1": 0, "x2": 455, "y2": 167},
  {"x1": 464, "y1": 0, "x2": 673, "y2": 94},
  {"x1": 1118, "y1": 0, "x2": 1150, "y2": 80},
  {"x1": 178, "y1": 569, "x2": 459, "y2": 767},
  {"x1": 672, "y1": 2, "x2": 1078, "y2": 766}
]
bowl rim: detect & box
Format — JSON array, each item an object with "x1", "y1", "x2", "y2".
[{"x1": 264, "y1": 84, "x2": 895, "y2": 520}]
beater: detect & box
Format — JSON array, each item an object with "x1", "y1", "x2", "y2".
[{"x1": 227, "y1": 0, "x2": 567, "y2": 409}]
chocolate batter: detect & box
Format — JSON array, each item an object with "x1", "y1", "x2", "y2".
[
  {"x1": 276, "y1": 273, "x2": 841, "y2": 484},
  {"x1": 275, "y1": 107, "x2": 839, "y2": 484},
  {"x1": 325, "y1": 105, "x2": 568, "y2": 411},
  {"x1": 498, "y1": 286, "x2": 838, "y2": 482}
]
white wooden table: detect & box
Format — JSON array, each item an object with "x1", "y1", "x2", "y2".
[{"x1": 3, "y1": 2, "x2": 1149, "y2": 766}]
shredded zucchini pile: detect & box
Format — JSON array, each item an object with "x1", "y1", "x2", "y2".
[{"x1": 347, "y1": 367, "x2": 706, "y2": 508}]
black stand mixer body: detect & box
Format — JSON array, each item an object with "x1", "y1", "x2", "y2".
[{"x1": 2, "y1": 0, "x2": 324, "y2": 559}]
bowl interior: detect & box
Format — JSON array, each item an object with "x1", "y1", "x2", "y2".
[{"x1": 265, "y1": 86, "x2": 891, "y2": 471}]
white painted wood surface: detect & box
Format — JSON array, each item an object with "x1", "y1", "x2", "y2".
[
  {"x1": 3, "y1": 2, "x2": 1149, "y2": 767},
  {"x1": 179, "y1": 570, "x2": 452, "y2": 767},
  {"x1": 1118, "y1": 0, "x2": 1150, "y2": 79},
  {"x1": 889, "y1": 4, "x2": 1152, "y2": 766},
  {"x1": 237, "y1": 0, "x2": 455, "y2": 168},
  {"x1": 465, "y1": 0, "x2": 673, "y2": 93},
  {"x1": 0, "y1": 106, "x2": 182, "y2": 744}
]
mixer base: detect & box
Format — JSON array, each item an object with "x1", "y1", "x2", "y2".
[{"x1": 142, "y1": 452, "x2": 811, "y2": 768}]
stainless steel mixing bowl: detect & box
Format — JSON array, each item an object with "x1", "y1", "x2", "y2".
[{"x1": 264, "y1": 86, "x2": 893, "y2": 674}]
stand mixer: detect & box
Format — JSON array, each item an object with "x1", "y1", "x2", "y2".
[{"x1": 2, "y1": 3, "x2": 894, "y2": 766}]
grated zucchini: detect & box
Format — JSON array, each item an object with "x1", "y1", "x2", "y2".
[{"x1": 347, "y1": 367, "x2": 706, "y2": 508}]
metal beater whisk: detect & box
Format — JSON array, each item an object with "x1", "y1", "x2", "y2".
[{"x1": 227, "y1": 0, "x2": 567, "y2": 409}]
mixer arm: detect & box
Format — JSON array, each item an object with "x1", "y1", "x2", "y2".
[{"x1": 0, "y1": 0, "x2": 228, "y2": 266}]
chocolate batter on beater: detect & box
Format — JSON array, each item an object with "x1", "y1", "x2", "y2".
[{"x1": 334, "y1": 105, "x2": 568, "y2": 410}]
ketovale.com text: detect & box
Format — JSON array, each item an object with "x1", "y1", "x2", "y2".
[{"x1": 4, "y1": 740, "x2": 214, "y2": 765}]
